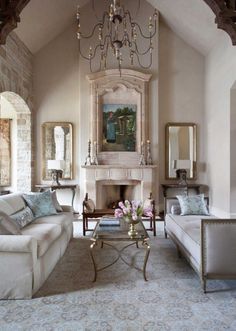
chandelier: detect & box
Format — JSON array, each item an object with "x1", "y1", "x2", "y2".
[{"x1": 76, "y1": 0, "x2": 158, "y2": 73}]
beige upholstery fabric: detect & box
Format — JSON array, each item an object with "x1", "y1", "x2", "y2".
[
  {"x1": 0, "y1": 235, "x2": 37, "y2": 252},
  {"x1": 51, "y1": 191, "x2": 63, "y2": 212},
  {"x1": 0, "y1": 193, "x2": 26, "y2": 215},
  {"x1": 0, "y1": 211, "x2": 21, "y2": 235},
  {"x1": 165, "y1": 214, "x2": 202, "y2": 266},
  {"x1": 33, "y1": 213, "x2": 73, "y2": 241},
  {"x1": 0, "y1": 192, "x2": 73, "y2": 299},
  {"x1": 203, "y1": 220, "x2": 236, "y2": 275},
  {"x1": 21, "y1": 223, "x2": 62, "y2": 257}
]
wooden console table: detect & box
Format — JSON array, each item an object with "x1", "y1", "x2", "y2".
[
  {"x1": 161, "y1": 183, "x2": 204, "y2": 198},
  {"x1": 35, "y1": 184, "x2": 77, "y2": 209}
]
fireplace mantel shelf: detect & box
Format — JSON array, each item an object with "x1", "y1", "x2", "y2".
[
  {"x1": 82, "y1": 165, "x2": 156, "y2": 207},
  {"x1": 81, "y1": 165, "x2": 157, "y2": 169}
]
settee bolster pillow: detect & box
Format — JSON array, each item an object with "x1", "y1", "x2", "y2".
[{"x1": 0, "y1": 235, "x2": 37, "y2": 253}]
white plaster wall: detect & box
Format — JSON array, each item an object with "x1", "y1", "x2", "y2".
[
  {"x1": 159, "y1": 19, "x2": 205, "y2": 205},
  {"x1": 34, "y1": 24, "x2": 80, "y2": 208},
  {"x1": 205, "y1": 32, "x2": 236, "y2": 217}
]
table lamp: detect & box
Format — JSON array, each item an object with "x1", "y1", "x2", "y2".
[
  {"x1": 47, "y1": 160, "x2": 65, "y2": 185},
  {"x1": 172, "y1": 159, "x2": 192, "y2": 185}
]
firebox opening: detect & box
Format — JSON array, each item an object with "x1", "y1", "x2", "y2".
[{"x1": 97, "y1": 181, "x2": 141, "y2": 209}]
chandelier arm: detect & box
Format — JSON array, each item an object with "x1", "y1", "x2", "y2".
[
  {"x1": 133, "y1": 50, "x2": 153, "y2": 69},
  {"x1": 79, "y1": 23, "x2": 102, "y2": 39},
  {"x1": 133, "y1": 22, "x2": 157, "y2": 39},
  {"x1": 133, "y1": 42, "x2": 152, "y2": 56},
  {"x1": 78, "y1": 42, "x2": 101, "y2": 61},
  {"x1": 78, "y1": 42, "x2": 91, "y2": 61}
]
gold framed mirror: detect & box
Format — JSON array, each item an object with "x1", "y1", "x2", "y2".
[
  {"x1": 42, "y1": 122, "x2": 73, "y2": 180},
  {"x1": 165, "y1": 123, "x2": 197, "y2": 180}
]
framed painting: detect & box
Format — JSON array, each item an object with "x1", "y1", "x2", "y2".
[
  {"x1": 102, "y1": 104, "x2": 137, "y2": 152},
  {"x1": 0, "y1": 119, "x2": 11, "y2": 186}
]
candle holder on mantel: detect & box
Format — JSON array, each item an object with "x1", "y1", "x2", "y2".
[
  {"x1": 85, "y1": 140, "x2": 92, "y2": 165},
  {"x1": 146, "y1": 140, "x2": 153, "y2": 165},
  {"x1": 139, "y1": 141, "x2": 146, "y2": 166},
  {"x1": 92, "y1": 141, "x2": 98, "y2": 165}
]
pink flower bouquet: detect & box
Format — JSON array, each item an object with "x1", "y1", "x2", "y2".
[{"x1": 115, "y1": 200, "x2": 153, "y2": 223}]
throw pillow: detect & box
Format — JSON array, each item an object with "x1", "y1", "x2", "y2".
[
  {"x1": 176, "y1": 194, "x2": 209, "y2": 216},
  {"x1": 84, "y1": 199, "x2": 95, "y2": 213},
  {"x1": 11, "y1": 206, "x2": 34, "y2": 229},
  {"x1": 51, "y1": 191, "x2": 63, "y2": 212},
  {"x1": 23, "y1": 191, "x2": 58, "y2": 218},
  {"x1": 170, "y1": 204, "x2": 181, "y2": 215},
  {"x1": 0, "y1": 211, "x2": 21, "y2": 235}
]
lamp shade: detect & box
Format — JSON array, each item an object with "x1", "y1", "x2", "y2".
[
  {"x1": 47, "y1": 160, "x2": 65, "y2": 170},
  {"x1": 172, "y1": 159, "x2": 192, "y2": 170}
]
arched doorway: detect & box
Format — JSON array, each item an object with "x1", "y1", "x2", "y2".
[{"x1": 0, "y1": 91, "x2": 32, "y2": 192}]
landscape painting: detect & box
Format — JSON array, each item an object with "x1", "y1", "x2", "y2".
[
  {"x1": 102, "y1": 104, "x2": 137, "y2": 152},
  {"x1": 0, "y1": 119, "x2": 11, "y2": 186}
]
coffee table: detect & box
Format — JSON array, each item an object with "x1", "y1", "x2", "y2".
[{"x1": 90, "y1": 217, "x2": 150, "y2": 282}]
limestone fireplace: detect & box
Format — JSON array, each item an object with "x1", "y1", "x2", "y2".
[{"x1": 82, "y1": 69, "x2": 156, "y2": 207}]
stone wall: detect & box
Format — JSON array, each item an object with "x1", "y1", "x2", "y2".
[{"x1": 0, "y1": 32, "x2": 34, "y2": 192}]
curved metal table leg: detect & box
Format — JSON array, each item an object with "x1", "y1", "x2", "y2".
[
  {"x1": 90, "y1": 240, "x2": 97, "y2": 282},
  {"x1": 142, "y1": 240, "x2": 150, "y2": 281}
]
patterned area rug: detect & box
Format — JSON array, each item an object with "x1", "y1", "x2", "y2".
[{"x1": 1, "y1": 230, "x2": 236, "y2": 331}]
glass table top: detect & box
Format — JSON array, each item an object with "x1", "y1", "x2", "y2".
[{"x1": 92, "y1": 216, "x2": 149, "y2": 241}]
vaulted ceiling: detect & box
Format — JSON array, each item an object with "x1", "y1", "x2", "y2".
[{"x1": 1, "y1": 0, "x2": 234, "y2": 55}]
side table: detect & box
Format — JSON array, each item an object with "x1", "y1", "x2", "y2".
[{"x1": 35, "y1": 184, "x2": 77, "y2": 210}]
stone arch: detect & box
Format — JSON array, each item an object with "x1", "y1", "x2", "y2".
[{"x1": 0, "y1": 91, "x2": 32, "y2": 192}]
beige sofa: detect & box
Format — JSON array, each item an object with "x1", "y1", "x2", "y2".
[
  {"x1": 164, "y1": 197, "x2": 236, "y2": 292},
  {"x1": 0, "y1": 193, "x2": 73, "y2": 299}
]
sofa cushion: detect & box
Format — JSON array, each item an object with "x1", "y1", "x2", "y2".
[
  {"x1": 0, "y1": 211, "x2": 21, "y2": 235},
  {"x1": 176, "y1": 194, "x2": 209, "y2": 216},
  {"x1": 21, "y1": 223, "x2": 62, "y2": 257},
  {"x1": 165, "y1": 214, "x2": 215, "y2": 267},
  {"x1": 23, "y1": 191, "x2": 58, "y2": 218},
  {"x1": 0, "y1": 194, "x2": 26, "y2": 215},
  {"x1": 11, "y1": 207, "x2": 34, "y2": 229},
  {"x1": 33, "y1": 213, "x2": 73, "y2": 238}
]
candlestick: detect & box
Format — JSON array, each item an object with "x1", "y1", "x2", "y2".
[{"x1": 146, "y1": 140, "x2": 152, "y2": 165}]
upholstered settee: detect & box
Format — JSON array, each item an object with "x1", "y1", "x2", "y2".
[
  {"x1": 0, "y1": 193, "x2": 73, "y2": 299},
  {"x1": 164, "y1": 197, "x2": 236, "y2": 292}
]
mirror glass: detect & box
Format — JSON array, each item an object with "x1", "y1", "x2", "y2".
[
  {"x1": 42, "y1": 122, "x2": 73, "y2": 180},
  {"x1": 165, "y1": 123, "x2": 197, "y2": 179}
]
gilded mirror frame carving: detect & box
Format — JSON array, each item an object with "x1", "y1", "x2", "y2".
[
  {"x1": 42, "y1": 122, "x2": 73, "y2": 180},
  {"x1": 165, "y1": 122, "x2": 197, "y2": 180}
]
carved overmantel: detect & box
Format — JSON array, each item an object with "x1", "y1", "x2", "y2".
[{"x1": 86, "y1": 69, "x2": 152, "y2": 166}]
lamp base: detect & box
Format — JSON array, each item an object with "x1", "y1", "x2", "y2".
[
  {"x1": 176, "y1": 169, "x2": 187, "y2": 186},
  {"x1": 51, "y1": 170, "x2": 63, "y2": 186}
]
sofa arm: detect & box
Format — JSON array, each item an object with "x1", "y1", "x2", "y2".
[
  {"x1": 61, "y1": 205, "x2": 74, "y2": 213},
  {"x1": 0, "y1": 235, "x2": 37, "y2": 253},
  {"x1": 201, "y1": 219, "x2": 236, "y2": 277}
]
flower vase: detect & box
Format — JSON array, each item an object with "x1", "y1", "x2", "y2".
[{"x1": 123, "y1": 216, "x2": 141, "y2": 238}]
